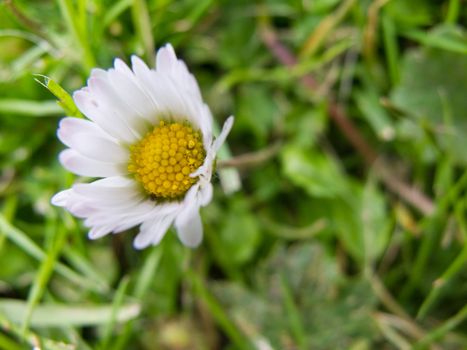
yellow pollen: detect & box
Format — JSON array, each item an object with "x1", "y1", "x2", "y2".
[{"x1": 128, "y1": 120, "x2": 205, "y2": 199}]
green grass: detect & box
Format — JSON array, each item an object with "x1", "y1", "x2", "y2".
[{"x1": 1, "y1": 0, "x2": 467, "y2": 349}]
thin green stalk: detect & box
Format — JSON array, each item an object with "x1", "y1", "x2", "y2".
[
  {"x1": 299, "y1": 0, "x2": 356, "y2": 58},
  {"x1": 416, "y1": 200, "x2": 467, "y2": 319},
  {"x1": 169, "y1": 0, "x2": 215, "y2": 46},
  {"x1": 417, "y1": 242, "x2": 467, "y2": 320},
  {"x1": 187, "y1": 269, "x2": 253, "y2": 350},
  {"x1": 218, "y1": 38, "x2": 353, "y2": 90},
  {"x1": 0, "y1": 332, "x2": 22, "y2": 350},
  {"x1": 445, "y1": 0, "x2": 460, "y2": 24},
  {"x1": 56, "y1": 0, "x2": 96, "y2": 70},
  {"x1": 112, "y1": 247, "x2": 163, "y2": 350},
  {"x1": 103, "y1": 0, "x2": 132, "y2": 28},
  {"x1": 22, "y1": 222, "x2": 67, "y2": 333},
  {"x1": 133, "y1": 247, "x2": 163, "y2": 299},
  {"x1": 0, "y1": 98, "x2": 63, "y2": 116},
  {"x1": 34, "y1": 75, "x2": 83, "y2": 118},
  {"x1": 403, "y1": 171, "x2": 467, "y2": 299},
  {"x1": 400, "y1": 29, "x2": 467, "y2": 55},
  {"x1": 455, "y1": 199, "x2": 467, "y2": 241},
  {"x1": 99, "y1": 276, "x2": 131, "y2": 350},
  {"x1": 415, "y1": 303, "x2": 467, "y2": 349},
  {"x1": 77, "y1": 0, "x2": 88, "y2": 35},
  {"x1": 0, "y1": 214, "x2": 107, "y2": 293},
  {"x1": 382, "y1": 12, "x2": 399, "y2": 85},
  {"x1": 280, "y1": 274, "x2": 307, "y2": 350},
  {"x1": 131, "y1": 0, "x2": 155, "y2": 67},
  {"x1": 0, "y1": 196, "x2": 18, "y2": 253}
]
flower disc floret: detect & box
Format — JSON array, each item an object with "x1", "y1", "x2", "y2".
[{"x1": 128, "y1": 120, "x2": 205, "y2": 199}]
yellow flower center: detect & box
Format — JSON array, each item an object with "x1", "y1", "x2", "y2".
[{"x1": 128, "y1": 120, "x2": 205, "y2": 199}]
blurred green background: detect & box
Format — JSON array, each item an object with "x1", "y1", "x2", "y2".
[{"x1": 1, "y1": 0, "x2": 467, "y2": 349}]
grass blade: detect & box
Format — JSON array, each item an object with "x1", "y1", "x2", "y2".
[
  {"x1": 0, "y1": 99, "x2": 63, "y2": 117},
  {"x1": 0, "y1": 299, "x2": 140, "y2": 327},
  {"x1": 0, "y1": 214, "x2": 107, "y2": 293},
  {"x1": 131, "y1": 0, "x2": 155, "y2": 67}
]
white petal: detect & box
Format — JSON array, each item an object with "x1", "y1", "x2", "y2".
[
  {"x1": 59, "y1": 149, "x2": 126, "y2": 177},
  {"x1": 155, "y1": 44, "x2": 203, "y2": 101},
  {"x1": 107, "y1": 68, "x2": 157, "y2": 123},
  {"x1": 73, "y1": 178, "x2": 137, "y2": 199},
  {"x1": 191, "y1": 116, "x2": 234, "y2": 180},
  {"x1": 84, "y1": 201, "x2": 179, "y2": 230},
  {"x1": 133, "y1": 214, "x2": 175, "y2": 249},
  {"x1": 88, "y1": 225, "x2": 113, "y2": 240},
  {"x1": 198, "y1": 181, "x2": 213, "y2": 207},
  {"x1": 213, "y1": 116, "x2": 234, "y2": 152},
  {"x1": 61, "y1": 132, "x2": 129, "y2": 163},
  {"x1": 131, "y1": 56, "x2": 164, "y2": 113},
  {"x1": 200, "y1": 104, "x2": 213, "y2": 148},
  {"x1": 131, "y1": 55, "x2": 151, "y2": 78},
  {"x1": 86, "y1": 197, "x2": 151, "y2": 218},
  {"x1": 57, "y1": 117, "x2": 113, "y2": 145},
  {"x1": 156, "y1": 44, "x2": 177, "y2": 71},
  {"x1": 89, "y1": 68, "x2": 107, "y2": 80},
  {"x1": 87, "y1": 176, "x2": 134, "y2": 187},
  {"x1": 175, "y1": 210, "x2": 203, "y2": 248},
  {"x1": 153, "y1": 45, "x2": 209, "y2": 133},
  {"x1": 68, "y1": 201, "x2": 96, "y2": 218},
  {"x1": 73, "y1": 90, "x2": 138, "y2": 144},
  {"x1": 114, "y1": 58, "x2": 134, "y2": 78},
  {"x1": 150, "y1": 72, "x2": 193, "y2": 121},
  {"x1": 88, "y1": 76, "x2": 148, "y2": 136},
  {"x1": 51, "y1": 189, "x2": 72, "y2": 206}
]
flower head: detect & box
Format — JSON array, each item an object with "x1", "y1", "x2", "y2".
[{"x1": 51, "y1": 44, "x2": 234, "y2": 249}]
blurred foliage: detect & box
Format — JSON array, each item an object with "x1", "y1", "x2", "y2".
[
  {"x1": 1, "y1": 0, "x2": 467, "y2": 349},
  {"x1": 212, "y1": 243, "x2": 378, "y2": 349}
]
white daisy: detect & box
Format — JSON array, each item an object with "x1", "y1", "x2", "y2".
[{"x1": 51, "y1": 44, "x2": 234, "y2": 249}]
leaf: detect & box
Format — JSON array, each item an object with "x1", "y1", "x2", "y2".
[
  {"x1": 0, "y1": 299, "x2": 140, "y2": 327},
  {"x1": 391, "y1": 28, "x2": 467, "y2": 164},
  {"x1": 236, "y1": 84, "x2": 278, "y2": 146},
  {"x1": 401, "y1": 25, "x2": 467, "y2": 54},
  {"x1": 0, "y1": 99, "x2": 63, "y2": 116},
  {"x1": 0, "y1": 214, "x2": 108, "y2": 293},
  {"x1": 34, "y1": 75, "x2": 82, "y2": 118},
  {"x1": 219, "y1": 196, "x2": 261, "y2": 265},
  {"x1": 354, "y1": 89, "x2": 395, "y2": 141},
  {"x1": 281, "y1": 144, "x2": 348, "y2": 198},
  {"x1": 331, "y1": 181, "x2": 391, "y2": 264},
  {"x1": 361, "y1": 180, "x2": 392, "y2": 264},
  {"x1": 212, "y1": 243, "x2": 379, "y2": 350},
  {"x1": 385, "y1": 0, "x2": 435, "y2": 26}
]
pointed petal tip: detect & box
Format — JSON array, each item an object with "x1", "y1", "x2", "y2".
[
  {"x1": 156, "y1": 43, "x2": 178, "y2": 70},
  {"x1": 58, "y1": 148, "x2": 73, "y2": 168},
  {"x1": 132, "y1": 239, "x2": 147, "y2": 250},
  {"x1": 133, "y1": 231, "x2": 157, "y2": 250},
  {"x1": 175, "y1": 209, "x2": 203, "y2": 248},
  {"x1": 159, "y1": 43, "x2": 175, "y2": 55},
  {"x1": 51, "y1": 190, "x2": 70, "y2": 207},
  {"x1": 113, "y1": 57, "x2": 127, "y2": 70},
  {"x1": 88, "y1": 226, "x2": 112, "y2": 240},
  {"x1": 224, "y1": 115, "x2": 234, "y2": 132},
  {"x1": 131, "y1": 55, "x2": 147, "y2": 69},
  {"x1": 213, "y1": 115, "x2": 235, "y2": 152},
  {"x1": 180, "y1": 231, "x2": 203, "y2": 248}
]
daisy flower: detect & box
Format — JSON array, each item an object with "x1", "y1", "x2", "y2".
[{"x1": 51, "y1": 44, "x2": 234, "y2": 249}]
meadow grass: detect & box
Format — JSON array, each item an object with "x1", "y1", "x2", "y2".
[{"x1": 0, "y1": 0, "x2": 466, "y2": 349}]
